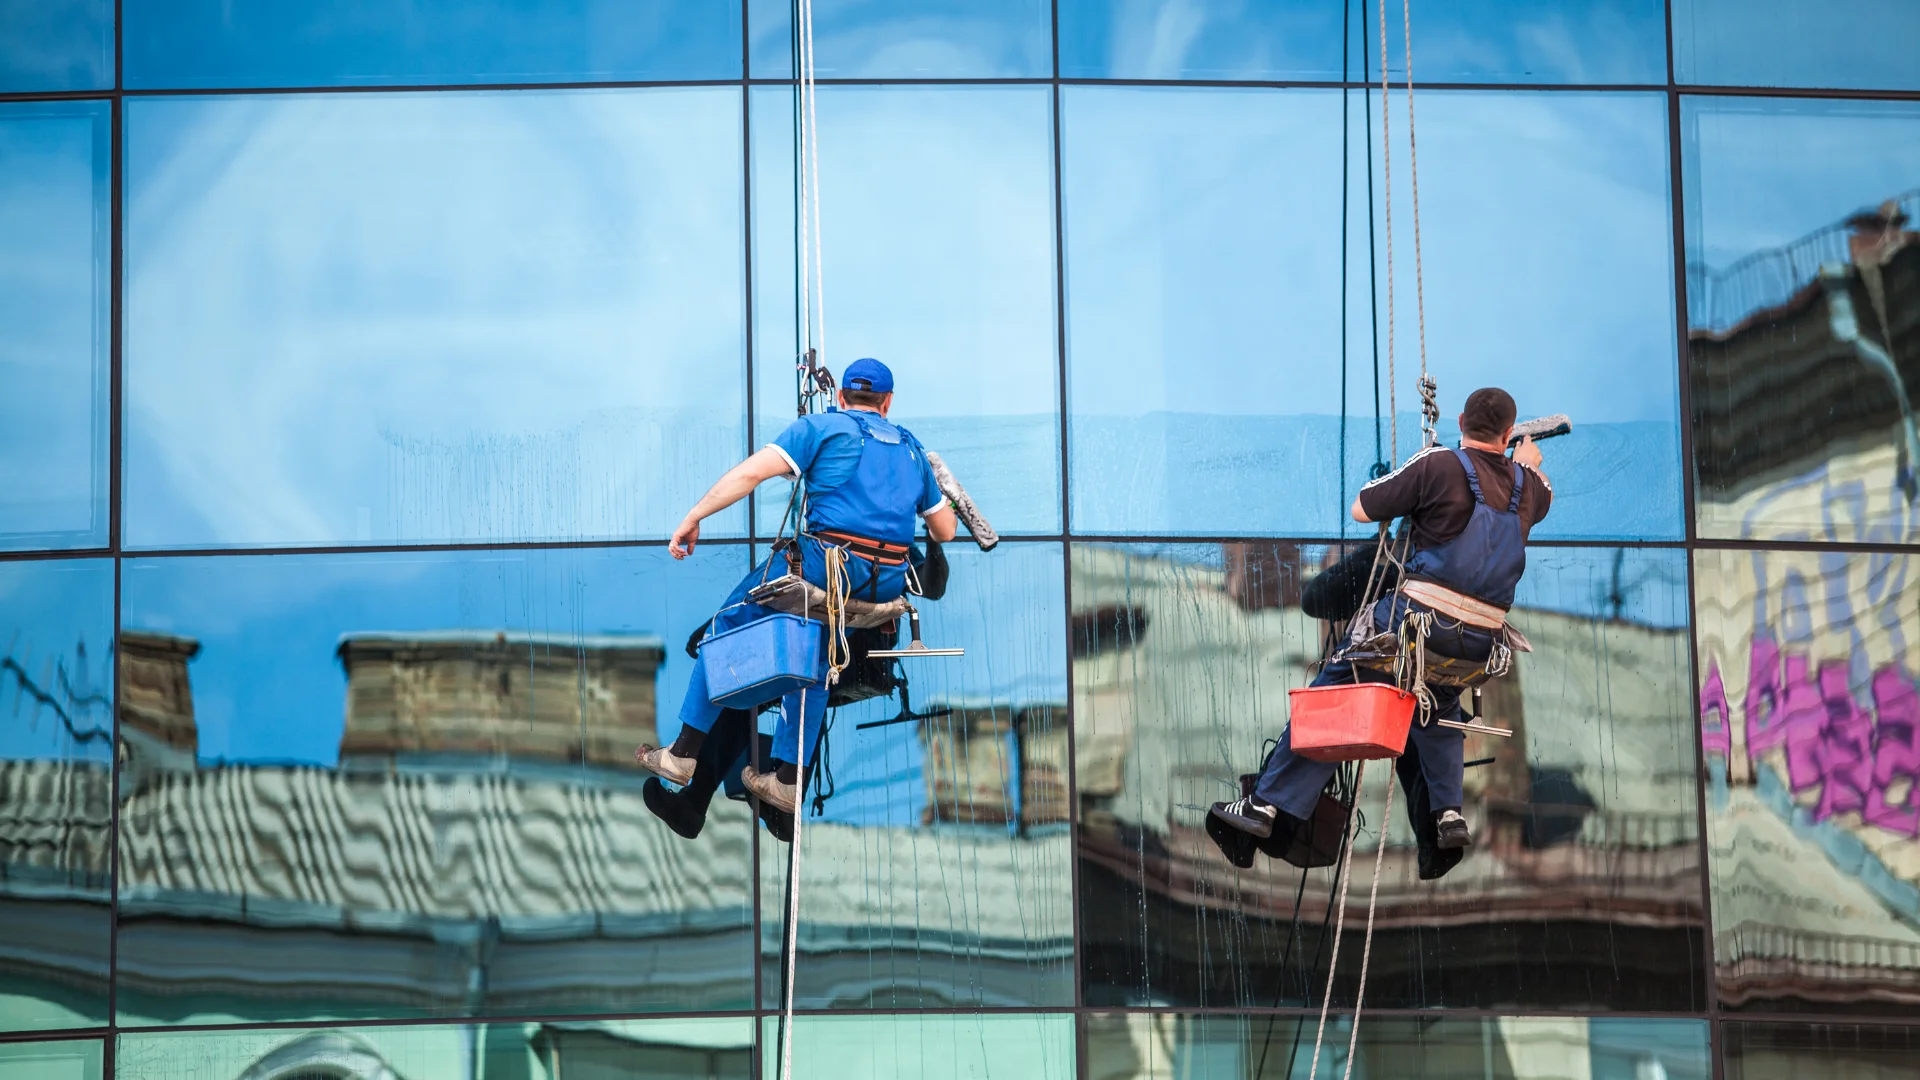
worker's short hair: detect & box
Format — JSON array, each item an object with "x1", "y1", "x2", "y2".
[
  {"x1": 1460, "y1": 388, "x2": 1517, "y2": 441},
  {"x1": 842, "y1": 388, "x2": 890, "y2": 408}
]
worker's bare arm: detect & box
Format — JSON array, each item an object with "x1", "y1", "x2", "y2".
[
  {"x1": 669, "y1": 448, "x2": 795, "y2": 559},
  {"x1": 1351, "y1": 494, "x2": 1373, "y2": 523},
  {"x1": 925, "y1": 504, "x2": 958, "y2": 544}
]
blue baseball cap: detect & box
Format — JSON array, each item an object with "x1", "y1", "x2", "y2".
[{"x1": 842, "y1": 357, "x2": 894, "y2": 394}]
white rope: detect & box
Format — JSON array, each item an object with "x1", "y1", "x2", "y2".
[
  {"x1": 779, "y1": 685, "x2": 806, "y2": 1080},
  {"x1": 1378, "y1": 0, "x2": 1396, "y2": 468},
  {"x1": 1307, "y1": 760, "x2": 1367, "y2": 1080},
  {"x1": 1342, "y1": 759, "x2": 1396, "y2": 1080},
  {"x1": 1403, "y1": 0, "x2": 1426, "y2": 392}
]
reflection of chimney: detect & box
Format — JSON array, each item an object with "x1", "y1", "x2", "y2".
[
  {"x1": 117, "y1": 631, "x2": 201, "y2": 755},
  {"x1": 1223, "y1": 542, "x2": 1304, "y2": 612},
  {"x1": 336, "y1": 631, "x2": 665, "y2": 768}
]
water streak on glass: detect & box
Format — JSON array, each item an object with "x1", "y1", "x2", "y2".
[
  {"x1": 0, "y1": 0, "x2": 113, "y2": 93},
  {"x1": 1674, "y1": 0, "x2": 1920, "y2": 93},
  {"x1": 1682, "y1": 97, "x2": 1920, "y2": 541},
  {"x1": 1084, "y1": 1012, "x2": 1708, "y2": 1079},
  {"x1": 760, "y1": 545, "x2": 1073, "y2": 1009},
  {"x1": 1696, "y1": 547, "x2": 1920, "y2": 1016},
  {"x1": 115, "y1": 1018, "x2": 753, "y2": 1079},
  {"x1": 113, "y1": 547, "x2": 755, "y2": 1025},
  {"x1": 1722, "y1": 1021, "x2": 1920, "y2": 1078},
  {"x1": 1076, "y1": 543, "x2": 1703, "y2": 1010},
  {"x1": 123, "y1": 88, "x2": 747, "y2": 550},
  {"x1": 0, "y1": 100, "x2": 111, "y2": 553},
  {"x1": 748, "y1": 0, "x2": 1051, "y2": 80},
  {"x1": 0, "y1": 559, "x2": 113, "y2": 1034},
  {"x1": 748, "y1": 85, "x2": 1060, "y2": 537},
  {"x1": 123, "y1": 0, "x2": 740, "y2": 89}
]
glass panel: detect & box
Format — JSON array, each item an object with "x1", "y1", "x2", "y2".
[
  {"x1": 748, "y1": 0, "x2": 1050, "y2": 79},
  {"x1": 1365, "y1": 90, "x2": 1680, "y2": 541},
  {"x1": 1084, "y1": 1013, "x2": 1708, "y2": 1080},
  {"x1": 1696, "y1": 547, "x2": 1920, "y2": 1016},
  {"x1": 1077, "y1": 543, "x2": 1703, "y2": 1010},
  {"x1": 1675, "y1": 0, "x2": 1920, "y2": 92},
  {"x1": 749, "y1": 86, "x2": 1060, "y2": 537},
  {"x1": 0, "y1": 559, "x2": 112, "y2": 1033},
  {"x1": 1724, "y1": 1021, "x2": 1920, "y2": 1079},
  {"x1": 114, "y1": 545, "x2": 756, "y2": 1025},
  {"x1": 0, "y1": 1038, "x2": 103, "y2": 1080},
  {"x1": 123, "y1": 0, "x2": 739, "y2": 89},
  {"x1": 1682, "y1": 97, "x2": 1920, "y2": 542},
  {"x1": 1058, "y1": 0, "x2": 1343, "y2": 81},
  {"x1": 1065, "y1": 88, "x2": 1679, "y2": 540},
  {"x1": 763, "y1": 1014, "x2": 1074, "y2": 1079},
  {"x1": 123, "y1": 88, "x2": 746, "y2": 550},
  {"x1": 1350, "y1": 0, "x2": 1667, "y2": 86},
  {"x1": 0, "y1": 101, "x2": 110, "y2": 553},
  {"x1": 0, "y1": 1, "x2": 112, "y2": 93},
  {"x1": 759, "y1": 544, "x2": 1073, "y2": 1008},
  {"x1": 117, "y1": 1018, "x2": 754, "y2": 1079}
]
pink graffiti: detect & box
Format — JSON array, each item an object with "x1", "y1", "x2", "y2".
[{"x1": 1709, "y1": 634, "x2": 1920, "y2": 837}]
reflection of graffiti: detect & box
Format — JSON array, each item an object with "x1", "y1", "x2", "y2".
[{"x1": 1703, "y1": 644, "x2": 1920, "y2": 836}]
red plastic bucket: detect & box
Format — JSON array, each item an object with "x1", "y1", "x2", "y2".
[{"x1": 1287, "y1": 682, "x2": 1416, "y2": 762}]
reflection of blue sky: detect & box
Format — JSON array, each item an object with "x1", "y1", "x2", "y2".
[
  {"x1": 1058, "y1": 0, "x2": 1662, "y2": 84},
  {"x1": 0, "y1": 101, "x2": 109, "y2": 550},
  {"x1": 756, "y1": 544, "x2": 1066, "y2": 828},
  {"x1": 124, "y1": 0, "x2": 738, "y2": 88},
  {"x1": 0, "y1": 558, "x2": 114, "y2": 763},
  {"x1": 1683, "y1": 98, "x2": 1920, "y2": 273},
  {"x1": 124, "y1": 88, "x2": 748, "y2": 549},
  {"x1": 0, "y1": 0, "x2": 112, "y2": 92},
  {"x1": 748, "y1": 86, "x2": 1060, "y2": 535},
  {"x1": 749, "y1": 0, "x2": 1049, "y2": 79},
  {"x1": 1674, "y1": 0, "x2": 1920, "y2": 92},
  {"x1": 121, "y1": 545, "x2": 747, "y2": 766},
  {"x1": 1066, "y1": 87, "x2": 1678, "y2": 539}
]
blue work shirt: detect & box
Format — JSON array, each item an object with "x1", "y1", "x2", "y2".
[{"x1": 768, "y1": 410, "x2": 944, "y2": 518}]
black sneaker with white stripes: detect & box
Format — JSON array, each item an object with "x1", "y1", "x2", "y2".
[{"x1": 1210, "y1": 795, "x2": 1279, "y2": 839}]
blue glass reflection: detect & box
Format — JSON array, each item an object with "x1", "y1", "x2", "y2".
[
  {"x1": 1358, "y1": 90, "x2": 1680, "y2": 541},
  {"x1": 115, "y1": 545, "x2": 755, "y2": 1024},
  {"x1": 123, "y1": 88, "x2": 747, "y2": 550},
  {"x1": 0, "y1": 1038, "x2": 103, "y2": 1080},
  {"x1": 749, "y1": 86, "x2": 1060, "y2": 536},
  {"x1": 749, "y1": 0, "x2": 1050, "y2": 79},
  {"x1": 0, "y1": 0, "x2": 112, "y2": 93},
  {"x1": 0, "y1": 101, "x2": 110, "y2": 552},
  {"x1": 124, "y1": 0, "x2": 738, "y2": 89},
  {"x1": 766, "y1": 1014, "x2": 1075, "y2": 1079},
  {"x1": 1348, "y1": 0, "x2": 1666, "y2": 86},
  {"x1": 1681, "y1": 98, "x2": 1920, "y2": 540},
  {"x1": 0, "y1": 558, "x2": 112, "y2": 1034},
  {"x1": 1675, "y1": 0, "x2": 1920, "y2": 92},
  {"x1": 1058, "y1": 0, "x2": 1344, "y2": 81}
]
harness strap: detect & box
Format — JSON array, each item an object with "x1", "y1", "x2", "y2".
[
  {"x1": 812, "y1": 529, "x2": 911, "y2": 567},
  {"x1": 1401, "y1": 579, "x2": 1508, "y2": 629},
  {"x1": 1451, "y1": 447, "x2": 1525, "y2": 513}
]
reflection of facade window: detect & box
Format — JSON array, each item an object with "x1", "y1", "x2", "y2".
[{"x1": 235, "y1": 1032, "x2": 399, "y2": 1080}]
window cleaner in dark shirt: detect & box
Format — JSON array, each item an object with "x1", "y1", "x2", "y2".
[
  {"x1": 633, "y1": 358, "x2": 959, "y2": 823},
  {"x1": 1212, "y1": 387, "x2": 1551, "y2": 852}
]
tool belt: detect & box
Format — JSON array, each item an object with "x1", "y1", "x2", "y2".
[
  {"x1": 1399, "y1": 579, "x2": 1507, "y2": 630},
  {"x1": 812, "y1": 529, "x2": 911, "y2": 566}
]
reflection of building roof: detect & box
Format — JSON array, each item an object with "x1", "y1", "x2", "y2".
[{"x1": 336, "y1": 630, "x2": 665, "y2": 652}]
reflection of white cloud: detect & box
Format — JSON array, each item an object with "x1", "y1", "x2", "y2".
[{"x1": 124, "y1": 89, "x2": 747, "y2": 547}]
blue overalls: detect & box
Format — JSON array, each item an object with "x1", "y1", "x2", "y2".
[
  {"x1": 1256, "y1": 449, "x2": 1528, "y2": 818},
  {"x1": 677, "y1": 410, "x2": 931, "y2": 767}
]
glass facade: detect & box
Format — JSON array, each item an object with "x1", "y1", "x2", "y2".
[{"x1": 1, "y1": 0, "x2": 1915, "y2": 1074}]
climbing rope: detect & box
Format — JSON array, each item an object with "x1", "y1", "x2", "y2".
[{"x1": 1306, "y1": 760, "x2": 1368, "y2": 1080}]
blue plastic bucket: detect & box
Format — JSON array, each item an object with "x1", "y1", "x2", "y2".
[{"x1": 700, "y1": 612, "x2": 825, "y2": 709}]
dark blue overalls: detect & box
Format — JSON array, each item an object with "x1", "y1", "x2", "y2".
[
  {"x1": 677, "y1": 410, "x2": 930, "y2": 767},
  {"x1": 1255, "y1": 449, "x2": 1528, "y2": 818}
]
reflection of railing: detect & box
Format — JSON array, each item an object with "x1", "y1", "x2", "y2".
[
  {"x1": 1576, "y1": 809, "x2": 1697, "y2": 851},
  {"x1": 1688, "y1": 187, "x2": 1920, "y2": 334},
  {"x1": 1720, "y1": 921, "x2": 1920, "y2": 979}
]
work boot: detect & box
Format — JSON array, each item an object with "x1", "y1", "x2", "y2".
[
  {"x1": 1210, "y1": 794, "x2": 1278, "y2": 839},
  {"x1": 741, "y1": 765, "x2": 799, "y2": 815},
  {"x1": 643, "y1": 777, "x2": 705, "y2": 840},
  {"x1": 634, "y1": 744, "x2": 696, "y2": 786},
  {"x1": 1205, "y1": 809, "x2": 1258, "y2": 869},
  {"x1": 1435, "y1": 808, "x2": 1472, "y2": 849}
]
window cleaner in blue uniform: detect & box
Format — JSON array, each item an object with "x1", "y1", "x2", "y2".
[
  {"x1": 1212, "y1": 388, "x2": 1552, "y2": 853},
  {"x1": 634, "y1": 358, "x2": 959, "y2": 820}
]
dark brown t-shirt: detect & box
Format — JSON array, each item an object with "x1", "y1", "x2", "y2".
[{"x1": 1357, "y1": 445, "x2": 1552, "y2": 550}]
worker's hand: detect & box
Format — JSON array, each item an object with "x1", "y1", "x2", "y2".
[
  {"x1": 1512, "y1": 435, "x2": 1543, "y2": 471},
  {"x1": 669, "y1": 517, "x2": 700, "y2": 559}
]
